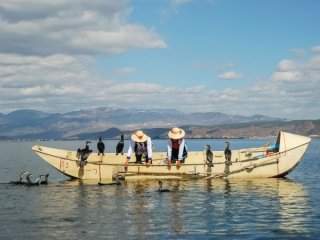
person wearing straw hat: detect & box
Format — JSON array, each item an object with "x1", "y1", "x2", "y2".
[
  {"x1": 125, "y1": 130, "x2": 153, "y2": 166},
  {"x1": 167, "y1": 127, "x2": 188, "y2": 167}
]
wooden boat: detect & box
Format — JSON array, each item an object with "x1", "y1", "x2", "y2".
[{"x1": 31, "y1": 131, "x2": 311, "y2": 180}]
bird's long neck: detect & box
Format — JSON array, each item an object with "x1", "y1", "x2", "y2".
[
  {"x1": 35, "y1": 178, "x2": 41, "y2": 185},
  {"x1": 26, "y1": 175, "x2": 32, "y2": 183}
]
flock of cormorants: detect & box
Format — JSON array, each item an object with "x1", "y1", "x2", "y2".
[
  {"x1": 10, "y1": 171, "x2": 171, "y2": 192},
  {"x1": 96, "y1": 134, "x2": 125, "y2": 156},
  {"x1": 10, "y1": 171, "x2": 49, "y2": 186}
]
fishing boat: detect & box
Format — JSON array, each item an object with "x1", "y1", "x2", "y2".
[{"x1": 31, "y1": 131, "x2": 311, "y2": 180}]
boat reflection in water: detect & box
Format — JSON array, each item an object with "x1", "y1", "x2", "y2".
[
  {"x1": 51, "y1": 177, "x2": 311, "y2": 238},
  {"x1": 204, "y1": 178, "x2": 311, "y2": 236}
]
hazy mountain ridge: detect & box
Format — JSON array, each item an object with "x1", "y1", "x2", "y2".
[
  {"x1": 1, "y1": 107, "x2": 317, "y2": 140},
  {"x1": 70, "y1": 120, "x2": 320, "y2": 140}
]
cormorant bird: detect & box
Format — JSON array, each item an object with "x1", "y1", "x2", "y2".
[
  {"x1": 77, "y1": 141, "x2": 92, "y2": 166},
  {"x1": 205, "y1": 144, "x2": 214, "y2": 167},
  {"x1": 10, "y1": 171, "x2": 29, "y2": 185},
  {"x1": 158, "y1": 181, "x2": 170, "y2": 192},
  {"x1": 97, "y1": 136, "x2": 105, "y2": 156},
  {"x1": 224, "y1": 142, "x2": 232, "y2": 166},
  {"x1": 40, "y1": 173, "x2": 49, "y2": 184},
  {"x1": 98, "y1": 175, "x2": 121, "y2": 186},
  {"x1": 26, "y1": 174, "x2": 41, "y2": 186},
  {"x1": 116, "y1": 134, "x2": 124, "y2": 155}
]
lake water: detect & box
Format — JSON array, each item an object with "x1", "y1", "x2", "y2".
[{"x1": 0, "y1": 138, "x2": 319, "y2": 239}]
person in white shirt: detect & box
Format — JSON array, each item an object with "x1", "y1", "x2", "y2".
[
  {"x1": 125, "y1": 130, "x2": 152, "y2": 166},
  {"x1": 167, "y1": 127, "x2": 188, "y2": 167}
]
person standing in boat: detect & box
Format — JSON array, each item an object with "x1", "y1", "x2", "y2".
[
  {"x1": 167, "y1": 127, "x2": 188, "y2": 167},
  {"x1": 125, "y1": 130, "x2": 153, "y2": 166}
]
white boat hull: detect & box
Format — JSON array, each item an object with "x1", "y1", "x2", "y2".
[{"x1": 32, "y1": 132, "x2": 311, "y2": 180}]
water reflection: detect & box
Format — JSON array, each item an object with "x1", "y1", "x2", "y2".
[
  {"x1": 12, "y1": 177, "x2": 312, "y2": 239},
  {"x1": 204, "y1": 178, "x2": 311, "y2": 237},
  {"x1": 61, "y1": 172, "x2": 312, "y2": 235}
]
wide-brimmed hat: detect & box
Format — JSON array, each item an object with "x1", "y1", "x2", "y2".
[
  {"x1": 168, "y1": 127, "x2": 185, "y2": 140},
  {"x1": 131, "y1": 130, "x2": 148, "y2": 143}
]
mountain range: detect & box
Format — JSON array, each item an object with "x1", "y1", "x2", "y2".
[{"x1": 0, "y1": 107, "x2": 319, "y2": 139}]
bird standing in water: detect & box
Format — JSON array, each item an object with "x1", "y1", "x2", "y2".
[
  {"x1": 116, "y1": 134, "x2": 124, "y2": 155},
  {"x1": 97, "y1": 136, "x2": 105, "y2": 156},
  {"x1": 40, "y1": 173, "x2": 49, "y2": 184},
  {"x1": 26, "y1": 174, "x2": 41, "y2": 186},
  {"x1": 10, "y1": 171, "x2": 29, "y2": 185},
  {"x1": 158, "y1": 181, "x2": 170, "y2": 192}
]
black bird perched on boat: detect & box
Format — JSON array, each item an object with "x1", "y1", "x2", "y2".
[
  {"x1": 205, "y1": 144, "x2": 214, "y2": 167},
  {"x1": 40, "y1": 173, "x2": 49, "y2": 184},
  {"x1": 116, "y1": 134, "x2": 124, "y2": 155},
  {"x1": 26, "y1": 174, "x2": 41, "y2": 186},
  {"x1": 10, "y1": 171, "x2": 29, "y2": 185},
  {"x1": 224, "y1": 142, "x2": 232, "y2": 166},
  {"x1": 77, "y1": 141, "x2": 92, "y2": 166},
  {"x1": 98, "y1": 175, "x2": 121, "y2": 186},
  {"x1": 97, "y1": 136, "x2": 105, "y2": 156},
  {"x1": 158, "y1": 181, "x2": 170, "y2": 192}
]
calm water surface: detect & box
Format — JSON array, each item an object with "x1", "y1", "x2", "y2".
[{"x1": 0, "y1": 138, "x2": 319, "y2": 239}]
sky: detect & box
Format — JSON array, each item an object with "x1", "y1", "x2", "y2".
[{"x1": 0, "y1": 0, "x2": 319, "y2": 119}]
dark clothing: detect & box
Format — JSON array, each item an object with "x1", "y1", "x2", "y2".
[
  {"x1": 134, "y1": 141, "x2": 148, "y2": 164},
  {"x1": 127, "y1": 137, "x2": 153, "y2": 164},
  {"x1": 170, "y1": 139, "x2": 187, "y2": 163}
]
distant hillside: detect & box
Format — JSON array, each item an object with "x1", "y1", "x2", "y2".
[
  {"x1": 181, "y1": 120, "x2": 320, "y2": 139},
  {"x1": 69, "y1": 120, "x2": 320, "y2": 140},
  {"x1": 0, "y1": 107, "x2": 289, "y2": 139}
]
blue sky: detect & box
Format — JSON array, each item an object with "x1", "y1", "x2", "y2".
[{"x1": 0, "y1": 0, "x2": 319, "y2": 119}]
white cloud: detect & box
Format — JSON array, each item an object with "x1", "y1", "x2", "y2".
[
  {"x1": 218, "y1": 71, "x2": 243, "y2": 80},
  {"x1": 1, "y1": 47, "x2": 320, "y2": 119},
  {"x1": 0, "y1": 0, "x2": 166, "y2": 56},
  {"x1": 116, "y1": 67, "x2": 136, "y2": 74},
  {"x1": 0, "y1": 1, "x2": 319, "y2": 119},
  {"x1": 312, "y1": 45, "x2": 320, "y2": 53},
  {"x1": 271, "y1": 71, "x2": 301, "y2": 82},
  {"x1": 277, "y1": 59, "x2": 297, "y2": 71}
]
